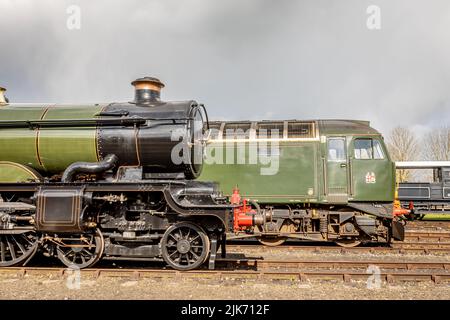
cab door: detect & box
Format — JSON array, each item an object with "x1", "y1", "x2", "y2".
[
  {"x1": 350, "y1": 137, "x2": 394, "y2": 201},
  {"x1": 326, "y1": 137, "x2": 348, "y2": 202}
]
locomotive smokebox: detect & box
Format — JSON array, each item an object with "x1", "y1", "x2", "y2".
[
  {"x1": 131, "y1": 76, "x2": 165, "y2": 105},
  {"x1": 0, "y1": 87, "x2": 8, "y2": 105}
]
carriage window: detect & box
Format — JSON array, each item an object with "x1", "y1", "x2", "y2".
[
  {"x1": 354, "y1": 139, "x2": 384, "y2": 159},
  {"x1": 328, "y1": 138, "x2": 346, "y2": 161}
]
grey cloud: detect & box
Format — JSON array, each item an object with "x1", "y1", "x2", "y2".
[{"x1": 1, "y1": 0, "x2": 450, "y2": 135}]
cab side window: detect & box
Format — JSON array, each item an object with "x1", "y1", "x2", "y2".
[
  {"x1": 328, "y1": 138, "x2": 346, "y2": 161},
  {"x1": 354, "y1": 138, "x2": 384, "y2": 160}
]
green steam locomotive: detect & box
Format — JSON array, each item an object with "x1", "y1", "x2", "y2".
[{"x1": 0, "y1": 78, "x2": 254, "y2": 270}]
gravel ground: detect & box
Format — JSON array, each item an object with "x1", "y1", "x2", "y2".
[
  {"x1": 0, "y1": 273, "x2": 450, "y2": 300},
  {"x1": 2, "y1": 244, "x2": 450, "y2": 300}
]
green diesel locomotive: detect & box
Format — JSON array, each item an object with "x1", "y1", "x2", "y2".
[{"x1": 199, "y1": 120, "x2": 405, "y2": 246}]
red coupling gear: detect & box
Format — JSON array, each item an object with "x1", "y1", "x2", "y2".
[
  {"x1": 233, "y1": 199, "x2": 258, "y2": 231},
  {"x1": 393, "y1": 192, "x2": 411, "y2": 217},
  {"x1": 231, "y1": 187, "x2": 258, "y2": 231},
  {"x1": 230, "y1": 186, "x2": 241, "y2": 205},
  {"x1": 393, "y1": 207, "x2": 411, "y2": 217}
]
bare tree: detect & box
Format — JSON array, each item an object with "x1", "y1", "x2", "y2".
[
  {"x1": 423, "y1": 126, "x2": 450, "y2": 161},
  {"x1": 386, "y1": 126, "x2": 419, "y2": 182}
]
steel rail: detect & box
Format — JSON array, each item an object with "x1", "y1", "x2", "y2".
[
  {"x1": 227, "y1": 243, "x2": 450, "y2": 254},
  {"x1": 1, "y1": 264, "x2": 449, "y2": 284}
]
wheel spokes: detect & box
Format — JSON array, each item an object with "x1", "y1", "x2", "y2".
[
  {"x1": 169, "y1": 234, "x2": 178, "y2": 242},
  {"x1": 189, "y1": 235, "x2": 200, "y2": 243},
  {"x1": 5, "y1": 237, "x2": 16, "y2": 260},
  {"x1": 20, "y1": 234, "x2": 33, "y2": 246},
  {"x1": 164, "y1": 226, "x2": 206, "y2": 268},
  {"x1": 0, "y1": 239, "x2": 6, "y2": 262},
  {"x1": 190, "y1": 250, "x2": 200, "y2": 261},
  {"x1": 0, "y1": 232, "x2": 38, "y2": 267},
  {"x1": 13, "y1": 236, "x2": 26, "y2": 254},
  {"x1": 56, "y1": 229, "x2": 104, "y2": 269}
]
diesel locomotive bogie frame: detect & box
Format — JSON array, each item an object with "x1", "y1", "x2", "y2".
[{"x1": 229, "y1": 202, "x2": 398, "y2": 247}]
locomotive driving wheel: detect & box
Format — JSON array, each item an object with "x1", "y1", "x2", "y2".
[
  {"x1": 56, "y1": 229, "x2": 104, "y2": 269},
  {"x1": 161, "y1": 222, "x2": 210, "y2": 271},
  {"x1": 0, "y1": 231, "x2": 38, "y2": 267}
]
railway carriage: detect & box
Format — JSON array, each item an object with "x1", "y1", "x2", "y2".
[
  {"x1": 396, "y1": 162, "x2": 450, "y2": 219},
  {"x1": 199, "y1": 120, "x2": 405, "y2": 246}
]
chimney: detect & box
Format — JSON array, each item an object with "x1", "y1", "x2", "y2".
[
  {"x1": 0, "y1": 87, "x2": 8, "y2": 106},
  {"x1": 131, "y1": 76, "x2": 165, "y2": 105}
]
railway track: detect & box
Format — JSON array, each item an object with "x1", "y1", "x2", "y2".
[
  {"x1": 405, "y1": 221, "x2": 450, "y2": 230},
  {"x1": 1, "y1": 226, "x2": 449, "y2": 286},
  {"x1": 245, "y1": 259, "x2": 450, "y2": 271},
  {"x1": 228, "y1": 230, "x2": 450, "y2": 253},
  {"x1": 2, "y1": 229, "x2": 450, "y2": 284},
  {"x1": 225, "y1": 229, "x2": 450, "y2": 252},
  {"x1": 228, "y1": 243, "x2": 450, "y2": 255},
  {"x1": 404, "y1": 230, "x2": 450, "y2": 241},
  {"x1": 1, "y1": 258, "x2": 450, "y2": 284}
]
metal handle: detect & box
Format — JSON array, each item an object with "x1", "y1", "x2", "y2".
[{"x1": 322, "y1": 158, "x2": 327, "y2": 196}]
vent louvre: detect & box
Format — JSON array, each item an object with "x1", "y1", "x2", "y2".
[
  {"x1": 207, "y1": 122, "x2": 222, "y2": 140},
  {"x1": 257, "y1": 122, "x2": 284, "y2": 139},
  {"x1": 223, "y1": 122, "x2": 252, "y2": 139},
  {"x1": 287, "y1": 121, "x2": 315, "y2": 138},
  {"x1": 208, "y1": 120, "x2": 318, "y2": 140}
]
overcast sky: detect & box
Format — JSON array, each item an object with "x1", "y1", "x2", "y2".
[{"x1": 1, "y1": 0, "x2": 450, "y2": 136}]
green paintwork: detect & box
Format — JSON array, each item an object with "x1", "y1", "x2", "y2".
[
  {"x1": 325, "y1": 137, "x2": 348, "y2": 198},
  {"x1": 0, "y1": 106, "x2": 48, "y2": 171},
  {"x1": 0, "y1": 162, "x2": 42, "y2": 182},
  {"x1": 349, "y1": 137, "x2": 395, "y2": 201},
  {"x1": 38, "y1": 105, "x2": 103, "y2": 172},
  {"x1": 0, "y1": 104, "x2": 104, "y2": 175},
  {"x1": 202, "y1": 141, "x2": 318, "y2": 203},
  {"x1": 199, "y1": 120, "x2": 395, "y2": 205}
]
